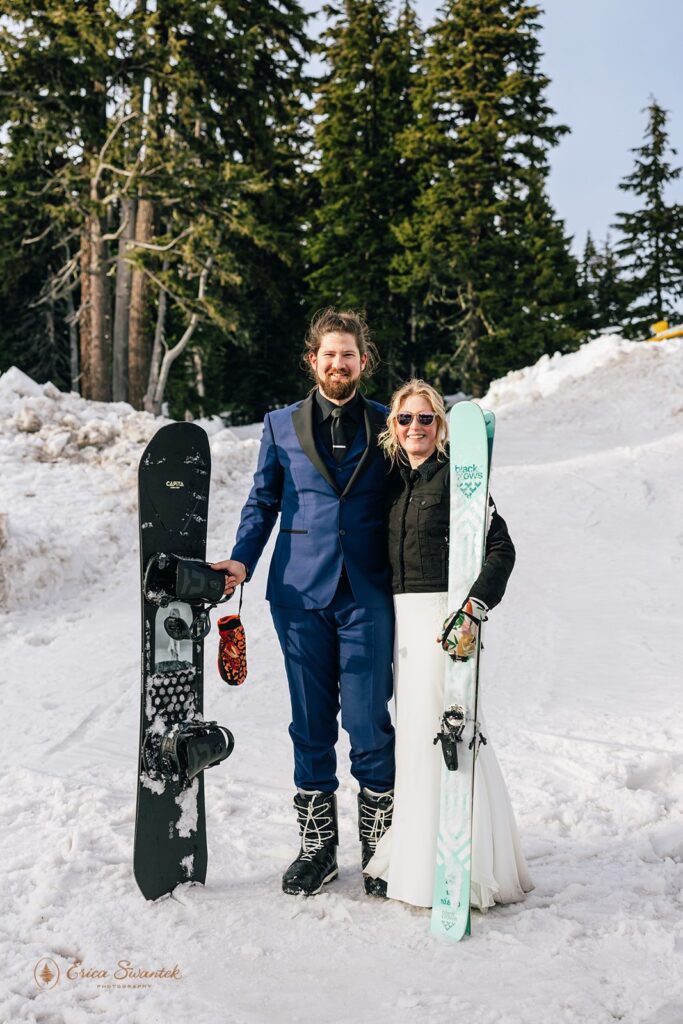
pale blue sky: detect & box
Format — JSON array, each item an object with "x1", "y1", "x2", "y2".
[{"x1": 301, "y1": 0, "x2": 683, "y2": 255}]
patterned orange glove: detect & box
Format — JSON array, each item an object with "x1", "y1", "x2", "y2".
[{"x1": 437, "y1": 598, "x2": 488, "y2": 662}]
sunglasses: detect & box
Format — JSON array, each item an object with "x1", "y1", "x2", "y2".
[
  {"x1": 164, "y1": 609, "x2": 212, "y2": 641},
  {"x1": 396, "y1": 412, "x2": 437, "y2": 426}
]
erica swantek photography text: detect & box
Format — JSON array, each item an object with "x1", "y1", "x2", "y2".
[
  {"x1": 34, "y1": 957, "x2": 183, "y2": 991},
  {"x1": 68, "y1": 960, "x2": 182, "y2": 981}
]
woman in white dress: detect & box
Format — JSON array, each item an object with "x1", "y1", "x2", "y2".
[{"x1": 364, "y1": 380, "x2": 533, "y2": 910}]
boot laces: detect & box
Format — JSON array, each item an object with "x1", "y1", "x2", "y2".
[
  {"x1": 359, "y1": 794, "x2": 394, "y2": 852},
  {"x1": 297, "y1": 798, "x2": 336, "y2": 862}
]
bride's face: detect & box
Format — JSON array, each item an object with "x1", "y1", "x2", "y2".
[{"x1": 395, "y1": 395, "x2": 438, "y2": 465}]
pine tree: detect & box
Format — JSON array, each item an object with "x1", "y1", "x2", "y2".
[
  {"x1": 581, "y1": 233, "x2": 599, "y2": 291},
  {"x1": 307, "y1": 0, "x2": 423, "y2": 395},
  {"x1": 211, "y1": 0, "x2": 313, "y2": 420},
  {"x1": 581, "y1": 232, "x2": 630, "y2": 334},
  {"x1": 479, "y1": 181, "x2": 586, "y2": 379},
  {"x1": 392, "y1": 0, "x2": 583, "y2": 394},
  {"x1": 613, "y1": 98, "x2": 683, "y2": 335}
]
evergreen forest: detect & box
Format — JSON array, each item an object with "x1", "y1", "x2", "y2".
[{"x1": 0, "y1": 0, "x2": 681, "y2": 420}]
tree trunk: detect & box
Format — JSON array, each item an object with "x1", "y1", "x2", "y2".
[
  {"x1": 87, "y1": 207, "x2": 112, "y2": 402},
  {"x1": 78, "y1": 228, "x2": 92, "y2": 398},
  {"x1": 144, "y1": 265, "x2": 168, "y2": 414},
  {"x1": 66, "y1": 281, "x2": 79, "y2": 393},
  {"x1": 46, "y1": 291, "x2": 56, "y2": 371},
  {"x1": 193, "y1": 349, "x2": 205, "y2": 417},
  {"x1": 112, "y1": 196, "x2": 137, "y2": 401},
  {"x1": 128, "y1": 198, "x2": 154, "y2": 408},
  {"x1": 79, "y1": 186, "x2": 112, "y2": 403}
]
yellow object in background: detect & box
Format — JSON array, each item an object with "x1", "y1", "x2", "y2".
[{"x1": 649, "y1": 320, "x2": 683, "y2": 341}]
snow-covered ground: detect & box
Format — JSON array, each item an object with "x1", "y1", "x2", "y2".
[{"x1": 1, "y1": 335, "x2": 682, "y2": 1024}]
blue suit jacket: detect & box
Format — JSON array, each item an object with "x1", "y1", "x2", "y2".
[{"x1": 231, "y1": 392, "x2": 392, "y2": 609}]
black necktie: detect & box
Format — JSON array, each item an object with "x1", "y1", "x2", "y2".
[{"x1": 330, "y1": 407, "x2": 347, "y2": 463}]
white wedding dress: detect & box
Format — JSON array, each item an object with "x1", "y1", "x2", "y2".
[{"x1": 365, "y1": 591, "x2": 533, "y2": 910}]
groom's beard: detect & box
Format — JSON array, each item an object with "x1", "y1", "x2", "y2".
[{"x1": 318, "y1": 369, "x2": 358, "y2": 401}]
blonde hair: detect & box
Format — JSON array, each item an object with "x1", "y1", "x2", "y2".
[{"x1": 379, "y1": 379, "x2": 449, "y2": 466}]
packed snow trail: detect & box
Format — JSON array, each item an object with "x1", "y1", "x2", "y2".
[{"x1": 1, "y1": 337, "x2": 682, "y2": 1024}]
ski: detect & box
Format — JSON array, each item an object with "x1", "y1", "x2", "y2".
[
  {"x1": 431, "y1": 402, "x2": 493, "y2": 940},
  {"x1": 134, "y1": 422, "x2": 233, "y2": 901}
]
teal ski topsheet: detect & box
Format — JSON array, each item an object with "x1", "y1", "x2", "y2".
[{"x1": 431, "y1": 401, "x2": 492, "y2": 941}]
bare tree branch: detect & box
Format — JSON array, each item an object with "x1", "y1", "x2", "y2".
[
  {"x1": 126, "y1": 228, "x2": 193, "y2": 254},
  {"x1": 22, "y1": 223, "x2": 54, "y2": 246},
  {"x1": 92, "y1": 111, "x2": 139, "y2": 191},
  {"x1": 152, "y1": 255, "x2": 215, "y2": 412},
  {"x1": 101, "y1": 203, "x2": 136, "y2": 242}
]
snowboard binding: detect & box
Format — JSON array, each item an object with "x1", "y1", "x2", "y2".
[
  {"x1": 143, "y1": 721, "x2": 235, "y2": 787},
  {"x1": 434, "y1": 704, "x2": 466, "y2": 771},
  {"x1": 144, "y1": 554, "x2": 232, "y2": 640},
  {"x1": 144, "y1": 553, "x2": 230, "y2": 607},
  {"x1": 164, "y1": 608, "x2": 212, "y2": 642}
]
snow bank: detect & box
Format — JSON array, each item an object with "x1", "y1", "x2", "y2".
[
  {"x1": 484, "y1": 333, "x2": 676, "y2": 409},
  {"x1": 481, "y1": 334, "x2": 683, "y2": 468},
  {"x1": 0, "y1": 365, "x2": 158, "y2": 459},
  {"x1": 0, "y1": 367, "x2": 261, "y2": 610}
]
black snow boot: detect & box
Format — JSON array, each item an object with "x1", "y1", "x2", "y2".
[
  {"x1": 282, "y1": 791, "x2": 339, "y2": 896},
  {"x1": 358, "y1": 788, "x2": 394, "y2": 897}
]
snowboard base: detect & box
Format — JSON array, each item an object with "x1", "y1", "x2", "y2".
[{"x1": 134, "y1": 422, "x2": 230, "y2": 902}]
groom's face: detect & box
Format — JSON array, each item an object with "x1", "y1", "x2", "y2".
[{"x1": 309, "y1": 331, "x2": 367, "y2": 402}]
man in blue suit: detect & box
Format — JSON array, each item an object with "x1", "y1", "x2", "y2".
[{"x1": 214, "y1": 309, "x2": 394, "y2": 897}]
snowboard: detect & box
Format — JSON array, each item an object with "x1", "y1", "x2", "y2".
[
  {"x1": 134, "y1": 421, "x2": 215, "y2": 901},
  {"x1": 431, "y1": 402, "x2": 494, "y2": 940}
]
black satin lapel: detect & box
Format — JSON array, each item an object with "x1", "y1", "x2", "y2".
[
  {"x1": 341, "y1": 400, "x2": 387, "y2": 497},
  {"x1": 292, "y1": 394, "x2": 340, "y2": 494}
]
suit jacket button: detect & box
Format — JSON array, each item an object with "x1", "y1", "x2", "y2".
[{"x1": 339, "y1": 529, "x2": 346, "y2": 536}]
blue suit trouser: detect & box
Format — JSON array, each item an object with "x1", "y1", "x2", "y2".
[{"x1": 270, "y1": 575, "x2": 395, "y2": 793}]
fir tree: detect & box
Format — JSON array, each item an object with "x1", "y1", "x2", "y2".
[
  {"x1": 307, "y1": 0, "x2": 423, "y2": 395},
  {"x1": 581, "y1": 233, "x2": 599, "y2": 292},
  {"x1": 581, "y1": 232, "x2": 630, "y2": 334},
  {"x1": 613, "y1": 98, "x2": 683, "y2": 335},
  {"x1": 480, "y1": 181, "x2": 586, "y2": 379},
  {"x1": 392, "y1": 0, "x2": 583, "y2": 394}
]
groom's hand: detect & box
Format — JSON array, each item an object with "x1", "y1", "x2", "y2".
[{"x1": 211, "y1": 559, "x2": 247, "y2": 596}]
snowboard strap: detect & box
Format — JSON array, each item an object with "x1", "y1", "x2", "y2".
[{"x1": 144, "y1": 553, "x2": 233, "y2": 608}]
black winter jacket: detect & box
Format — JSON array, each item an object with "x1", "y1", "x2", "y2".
[{"x1": 387, "y1": 450, "x2": 515, "y2": 609}]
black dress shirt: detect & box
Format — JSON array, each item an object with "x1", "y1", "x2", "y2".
[{"x1": 314, "y1": 389, "x2": 363, "y2": 459}]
